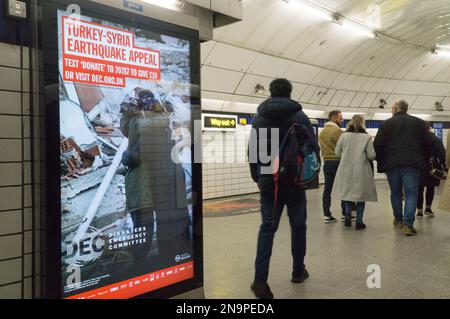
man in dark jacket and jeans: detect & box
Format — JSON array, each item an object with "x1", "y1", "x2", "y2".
[
  {"x1": 374, "y1": 100, "x2": 431, "y2": 236},
  {"x1": 248, "y1": 79, "x2": 318, "y2": 299}
]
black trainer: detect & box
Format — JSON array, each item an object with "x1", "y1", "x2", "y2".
[
  {"x1": 344, "y1": 217, "x2": 352, "y2": 227},
  {"x1": 324, "y1": 216, "x2": 337, "y2": 224},
  {"x1": 251, "y1": 280, "x2": 274, "y2": 299},
  {"x1": 355, "y1": 222, "x2": 366, "y2": 230},
  {"x1": 416, "y1": 211, "x2": 423, "y2": 219},
  {"x1": 341, "y1": 215, "x2": 356, "y2": 222},
  {"x1": 291, "y1": 269, "x2": 309, "y2": 284},
  {"x1": 425, "y1": 208, "x2": 435, "y2": 217}
]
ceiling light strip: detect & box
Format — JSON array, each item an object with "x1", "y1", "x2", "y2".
[{"x1": 284, "y1": 0, "x2": 428, "y2": 49}]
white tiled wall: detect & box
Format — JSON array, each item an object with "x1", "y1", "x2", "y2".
[
  {"x1": 444, "y1": 129, "x2": 449, "y2": 152},
  {"x1": 202, "y1": 125, "x2": 259, "y2": 199}
]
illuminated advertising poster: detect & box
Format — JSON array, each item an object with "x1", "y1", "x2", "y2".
[{"x1": 58, "y1": 10, "x2": 194, "y2": 299}]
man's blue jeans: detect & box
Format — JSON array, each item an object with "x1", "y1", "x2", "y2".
[
  {"x1": 255, "y1": 177, "x2": 307, "y2": 282},
  {"x1": 386, "y1": 166, "x2": 420, "y2": 226},
  {"x1": 344, "y1": 201, "x2": 365, "y2": 224}
]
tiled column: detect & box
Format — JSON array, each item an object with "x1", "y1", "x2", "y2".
[{"x1": 0, "y1": 41, "x2": 39, "y2": 299}]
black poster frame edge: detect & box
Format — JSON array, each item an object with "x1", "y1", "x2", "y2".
[{"x1": 39, "y1": 0, "x2": 203, "y2": 299}]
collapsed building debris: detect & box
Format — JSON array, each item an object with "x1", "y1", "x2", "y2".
[
  {"x1": 71, "y1": 139, "x2": 129, "y2": 244},
  {"x1": 62, "y1": 166, "x2": 110, "y2": 201},
  {"x1": 95, "y1": 126, "x2": 115, "y2": 136},
  {"x1": 60, "y1": 135, "x2": 101, "y2": 178}
]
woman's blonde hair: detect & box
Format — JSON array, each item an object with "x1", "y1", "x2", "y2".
[{"x1": 347, "y1": 114, "x2": 367, "y2": 133}]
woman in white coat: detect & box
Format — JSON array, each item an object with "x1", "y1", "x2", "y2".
[{"x1": 332, "y1": 115, "x2": 377, "y2": 230}]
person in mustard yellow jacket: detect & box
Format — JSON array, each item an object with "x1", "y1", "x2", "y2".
[{"x1": 319, "y1": 110, "x2": 345, "y2": 223}]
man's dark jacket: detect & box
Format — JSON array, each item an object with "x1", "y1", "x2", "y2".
[
  {"x1": 248, "y1": 97, "x2": 318, "y2": 183},
  {"x1": 374, "y1": 112, "x2": 432, "y2": 173}
]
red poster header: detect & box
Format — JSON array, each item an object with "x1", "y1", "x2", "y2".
[{"x1": 61, "y1": 16, "x2": 161, "y2": 87}]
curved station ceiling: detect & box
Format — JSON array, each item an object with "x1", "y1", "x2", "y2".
[{"x1": 201, "y1": 0, "x2": 450, "y2": 119}]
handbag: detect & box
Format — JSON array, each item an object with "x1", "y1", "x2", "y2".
[
  {"x1": 429, "y1": 157, "x2": 446, "y2": 180},
  {"x1": 430, "y1": 168, "x2": 446, "y2": 180}
]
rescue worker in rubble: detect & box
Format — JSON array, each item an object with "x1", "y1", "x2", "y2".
[{"x1": 120, "y1": 88, "x2": 191, "y2": 273}]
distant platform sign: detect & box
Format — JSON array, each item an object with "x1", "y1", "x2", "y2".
[{"x1": 202, "y1": 113, "x2": 238, "y2": 131}]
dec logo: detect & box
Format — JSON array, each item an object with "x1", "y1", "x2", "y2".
[{"x1": 63, "y1": 227, "x2": 106, "y2": 266}]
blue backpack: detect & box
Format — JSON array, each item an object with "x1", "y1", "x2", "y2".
[{"x1": 273, "y1": 120, "x2": 321, "y2": 205}]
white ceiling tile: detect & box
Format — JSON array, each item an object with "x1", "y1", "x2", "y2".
[
  {"x1": 339, "y1": 91, "x2": 357, "y2": 107},
  {"x1": 351, "y1": 76, "x2": 369, "y2": 91},
  {"x1": 311, "y1": 69, "x2": 338, "y2": 87},
  {"x1": 308, "y1": 87, "x2": 323, "y2": 104},
  {"x1": 204, "y1": 42, "x2": 258, "y2": 72},
  {"x1": 222, "y1": 101, "x2": 258, "y2": 113},
  {"x1": 393, "y1": 80, "x2": 428, "y2": 95},
  {"x1": 231, "y1": 95, "x2": 265, "y2": 105},
  {"x1": 329, "y1": 90, "x2": 346, "y2": 106},
  {"x1": 330, "y1": 73, "x2": 348, "y2": 90},
  {"x1": 372, "y1": 79, "x2": 388, "y2": 93},
  {"x1": 291, "y1": 82, "x2": 309, "y2": 101},
  {"x1": 350, "y1": 92, "x2": 367, "y2": 107},
  {"x1": 360, "y1": 78, "x2": 378, "y2": 92},
  {"x1": 201, "y1": 66, "x2": 243, "y2": 94},
  {"x1": 342, "y1": 74, "x2": 359, "y2": 89},
  {"x1": 202, "y1": 99, "x2": 224, "y2": 111},
  {"x1": 201, "y1": 41, "x2": 216, "y2": 64},
  {"x1": 319, "y1": 89, "x2": 336, "y2": 105},
  {"x1": 283, "y1": 62, "x2": 322, "y2": 84},
  {"x1": 422, "y1": 83, "x2": 450, "y2": 96},
  {"x1": 381, "y1": 79, "x2": 401, "y2": 93},
  {"x1": 248, "y1": 54, "x2": 292, "y2": 78},
  {"x1": 300, "y1": 85, "x2": 319, "y2": 102},
  {"x1": 360, "y1": 93, "x2": 378, "y2": 108},
  {"x1": 441, "y1": 97, "x2": 450, "y2": 108},
  {"x1": 201, "y1": 91, "x2": 234, "y2": 102}
]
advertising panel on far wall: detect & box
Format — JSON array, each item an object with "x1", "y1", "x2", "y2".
[{"x1": 57, "y1": 9, "x2": 194, "y2": 299}]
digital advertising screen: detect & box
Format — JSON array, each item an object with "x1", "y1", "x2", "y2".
[{"x1": 48, "y1": 5, "x2": 200, "y2": 299}]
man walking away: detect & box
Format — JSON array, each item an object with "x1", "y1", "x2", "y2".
[
  {"x1": 319, "y1": 110, "x2": 347, "y2": 223},
  {"x1": 249, "y1": 78, "x2": 319, "y2": 299},
  {"x1": 374, "y1": 100, "x2": 432, "y2": 236}
]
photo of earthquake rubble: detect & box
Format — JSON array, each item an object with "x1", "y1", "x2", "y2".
[{"x1": 58, "y1": 12, "x2": 193, "y2": 296}]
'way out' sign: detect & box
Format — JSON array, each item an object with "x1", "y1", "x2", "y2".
[{"x1": 202, "y1": 114, "x2": 238, "y2": 131}]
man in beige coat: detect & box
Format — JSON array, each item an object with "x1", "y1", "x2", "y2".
[{"x1": 438, "y1": 130, "x2": 450, "y2": 212}]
